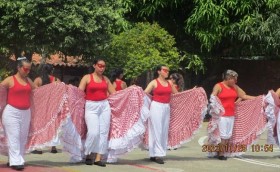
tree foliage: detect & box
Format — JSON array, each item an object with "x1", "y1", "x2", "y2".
[
  {"x1": 128, "y1": 0, "x2": 186, "y2": 17},
  {"x1": 104, "y1": 22, "x2": 180, "y2": 79},
  {"x1": 230, "y1": 2, "x2": 280, "y2": 56},
  {"x1": 125, "y1": 0, "x2": 280, "y2": 57},
  {"x1": 1, "y1": 0, "x2": 279, "y2": 69},
  {"x1": 0, "y1": 0, "x2": 129, "y2": 59},
  {"x1": 0, "y1": 48, "x2": 12, "y2": 81},
  {"x1": 186, "y1": 0, "x2": 280, "y2": 56}
]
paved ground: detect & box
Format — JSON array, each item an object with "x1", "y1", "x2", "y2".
[{"x1": 0, "y1": 122, "x2": 279, "y2": 172}]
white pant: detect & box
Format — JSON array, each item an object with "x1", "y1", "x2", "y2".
[
  {"x1": 148, "y1": 101, "x2": 170, "y2": 157},
  {"x1": 84, "y1": 100, "x2": 111, "y2": 155},
  {"x1": 2, "y1": 104, "x2": 31, "y2": 166},
  {"x1": 219, "y1": 116, "x2": 235, "y2": 139}
]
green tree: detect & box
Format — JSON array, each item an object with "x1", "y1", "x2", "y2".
[
  {"x1": 0, "y1": 0, "x2": 129, "y2": 59},
  {"x1": 105, "y1": 22, "x2": 180, "y2": 79},
  {"x1": 0, "y1": 48, "x2": 12, "y2": 81},
  {"x1": 187, "y1": 0, "x2": 280, "y2": 56},
  {"x1": 124, "y1": 0, "x2": 197, "y2": 54},
  {"x1": 230, "y1": 1, "x2": 280, "y2": 56},
  {"x1": 125, "y1": 0, "x2": 280, "y2": 58}
]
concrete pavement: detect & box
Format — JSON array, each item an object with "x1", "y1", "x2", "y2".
[{"x1": 1, "y1": 122, "x2": 279, "y2": 172}]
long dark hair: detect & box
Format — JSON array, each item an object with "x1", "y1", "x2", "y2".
[
  {"x1": 154, "y1": 65, "x2": 166, "y2": 79},
  {"x1": 17, "y1": 57, "x2": 30, "y2": 67},
  {"x1": 40, "y1": 63, "x2": 53, "y2": 85},
  {"x1": 88, "y1": 66, "x2": 94, "y2": 74},
  {"x1": 15, "y1": 57, "x2": 31, "y2": 75},
  {"x1": 93, "y1": 58, "x2": 105, "y2": 65},
  {"x1": 111, "y1": 68, "x2": 123, "y2": 82},
  {"x1": 89, "y1": 58, "x2": 105, "y2": 73},
  {"x1": 170, "y1": 73, "x2": 184, "y2": 91}
]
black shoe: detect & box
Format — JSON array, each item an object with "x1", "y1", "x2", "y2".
[
  {"x1": 11, "y1": 165, "x2": 24, "y2": 171},
  {"x1": 85, "y1": 159, "x2": 93, "y2": 165},
  {"x1": 51, "y1": 149, "x2": 58, "y2": 153},
  {"x1": 50, "y1": 148, "x2": 58, "y2": 154},
  {"x1": 31, "y1": 150, "x2": 43, "y2": 154},
  {"x1": 94, "y1": 161, "x2": 106, "y2": 167},
  {"x1": 213, "y1": 155, "x2": 219, "y2": 159},
  {"x1": 150, "y1": 157, "x2": 164, "y2": 164},
  {"x1": 218, "y1": 156, "x2": 227, "y2": 160}
]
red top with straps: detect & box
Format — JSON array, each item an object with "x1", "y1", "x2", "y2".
[
  {"x1": 115, "y1": 80, "x2": 123, "y2": 91},
  {"x1": 218, "y1": 82, "x2": 238, "y2": 116},
  {"x1": 85, "y1": 74, "x2": 108, "y2": 101},
  {"x1": 7, "y1": 75, "x2": 32, "y2": 109},
  {"x1": 49, "y1": 75, "x2": 55, "y2": 82},
  {"x1": 152, "y1": 79, "x2": 172, "y2": 103}
]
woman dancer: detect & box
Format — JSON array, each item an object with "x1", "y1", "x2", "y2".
[
  {"x1": 169, "y1": 73, "x2": 184, "y2": 92},
  {"x1": 79, "y1": 59, "x2": 115, "y2": 167},
  {"x1": 111, "y1": 68, "x2": 127, "y2": 91},
  {"x1": 33, "y1": 63, "x2": 61, "y2": 154},
  {"x1": 1, "y1": 57, "x2": 36, "y2": 170},
  {"x1": 211, "y1": 69, "x2": 255, "y2": 160},
  {"x1": 144, "y1": 65, "x2": 178, "y2": 164}
]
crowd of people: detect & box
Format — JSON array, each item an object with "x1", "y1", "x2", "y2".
[{"x1": 0, "y1": 57, "x2": 279, "y2": 171}]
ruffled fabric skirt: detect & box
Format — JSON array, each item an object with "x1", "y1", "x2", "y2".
[
  {"x1": 207, "y1": 95, "x2": 267, "y2": 157},
  {"x1": 264, "y1": 91, "x2": 280, "y2": 147},
  {"x1": 0, "y1": 84, "x2": 208, "y2": 163}
]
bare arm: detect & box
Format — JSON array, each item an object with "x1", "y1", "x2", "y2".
[
  {"x1": 78, "y1": 75, "x2": 89, "y2": 91},
  {"x1": 0, "y1": 76, "x2": 12, "y2": 88},
  {"x1": 27, "y1": 78, "x2": 37, "y2": 89},
  {"x1": 112, "y1": 81, "x2": 117, "y2": 89},
  {"x1": 105, "y1": 76, "x2": 116, "y2": 94},
  {"x1": 144, "y1": 80, "x2": 156, "y2": 94},
  {"x1": 121, "y1": 81, "x2": 127, "y2": 89},
  {"x1": 55, "y1": 77, "x2": 61, "y2": 82},
  {"x1": 1, "y1": 76, "x2": 14, "y2": 88},
  {"x1": 275, "y1": 88, "x2": 280, "y2": 98},
  {"x1": 235, "y1": 85, "x2": 255, "y2": 100},
  {"x1": 33, "y1": 77, "x2": 42, "y2": 87},
  {"x1": 169, "y1": 80, "x2": 178, "y2": 93},
  {"x1": 211, "y1": 84, "x2": 221, "y2": 96}
]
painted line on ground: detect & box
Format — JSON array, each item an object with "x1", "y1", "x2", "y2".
[
  {"x1": 128, "y1": 164, "x2": 165, "y2": 172},
  {"x1": 198, "y1": 136, "x2": 280, "y2": 168},
  {"x1": 198, "y1": 136, "x2": 208, "y2": 146},
  {"x1": 0, "y1": 160, "x2": 79, "y2": 172},
  {"x1": 233, "y1": 157, "x2": 280, "y2": 168},
  {"x1": 273, "y1": 147, "x2": 280, "y2": 152}
]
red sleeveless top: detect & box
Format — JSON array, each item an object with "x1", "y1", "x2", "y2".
[
  {"x1": 85, "y1": 74, "x2": 108, "y2": 101},
  {"x1": 152, "y1": 79, "x2": 172, "y2": 103},
  {"x1": 218, "y1": 82, "x2": 238, "y2": 116},
  {"x1": 49, "y1": 75, "x2": 55, "y2": 82},
  {"x1": 7, "y1": 76, "x2": 32, "y2": 109},
  {"x1": 115, "y1": 80, "x2": 123, "y2": 91}
]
